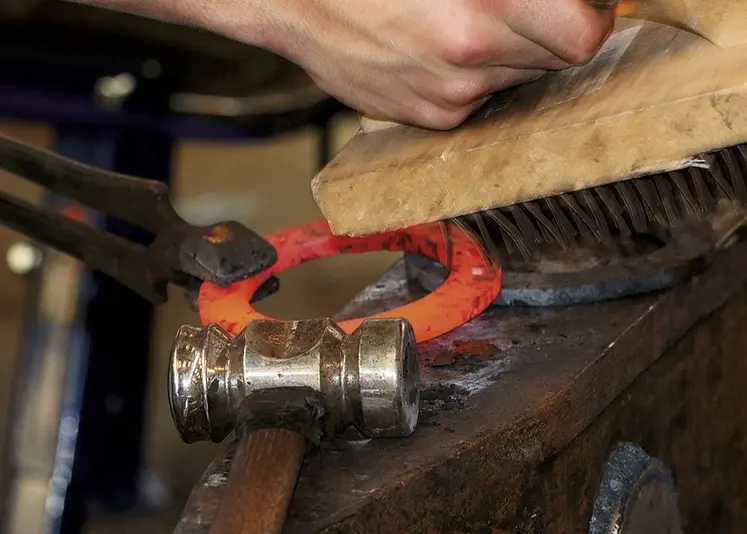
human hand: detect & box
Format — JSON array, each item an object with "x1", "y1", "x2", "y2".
[
  {"x1": 70, "y1": 0, "x2": 615, "y2": 130},
  {"x1": 229, "y1": 0, "x2": 616, "y2": 129}
]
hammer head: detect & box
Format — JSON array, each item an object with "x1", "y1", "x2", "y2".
[
  {"x1": 168, "y1": 317, "x2": 420, "y2": 444},
  {"x1": 350, "y1": 317, "x2": 420, "y2": 438}
]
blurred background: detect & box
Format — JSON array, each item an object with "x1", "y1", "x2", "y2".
[{"x1": 0, "y1": 2, "x2": 400, "y2": 532}]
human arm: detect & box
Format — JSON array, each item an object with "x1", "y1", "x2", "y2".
[{"x1": 68, "y1": 0, "x2": 615, "y2": 129}]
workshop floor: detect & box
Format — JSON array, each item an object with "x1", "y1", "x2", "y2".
[{"x1": 0, "y1": 117, "x2": 400, "y2": 532}]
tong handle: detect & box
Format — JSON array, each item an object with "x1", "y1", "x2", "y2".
[
  {"x1": 0, "y1": 192, "x2": 171, "y2": 303},
  {"x1": 0, "y1": 132, "x2": 279, "y2": 305},
  {"x1": 0, "y1": 132, "x2": 179, "y2": 233}
]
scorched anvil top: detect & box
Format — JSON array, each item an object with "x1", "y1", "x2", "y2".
[{"x1": 176, "y1": 233, "x2": 747, "y2": 533}]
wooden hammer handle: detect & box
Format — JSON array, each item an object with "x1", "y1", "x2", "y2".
[{"x1": 209, "y1": 428, "x2": 307, "y2": 534}]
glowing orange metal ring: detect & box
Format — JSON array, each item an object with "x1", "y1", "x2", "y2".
[{"x1": 198, "y1": 220, "x2": 502, "y2": 343}]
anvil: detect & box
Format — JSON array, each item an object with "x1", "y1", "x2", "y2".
[{"x1": 175, "y1": 227, "x2": 747, "y2": 533}]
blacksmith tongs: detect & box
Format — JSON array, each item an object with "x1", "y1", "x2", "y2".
[{"x1": 0, "y1": 131, "x2": 278, "y2": 305}]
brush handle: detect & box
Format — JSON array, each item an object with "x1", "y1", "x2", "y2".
[
  {"x1": 358, "y1": 0, "x2": 639, "y2": 134},
  {"x1": 360, "y1": 115, "x2": 402, "y2": 134}
]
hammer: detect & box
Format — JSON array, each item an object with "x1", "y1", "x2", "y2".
[{"x1": 168, "y1": 317, "x2": 420, "y2": 534}]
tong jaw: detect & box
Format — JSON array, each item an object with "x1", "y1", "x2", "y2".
[
  {"x1": 174, "y1": 221, "x2": 278, "y2": 287},
  {"x1": 0, "y1": 132, "x2": 278, "y2": 305}
]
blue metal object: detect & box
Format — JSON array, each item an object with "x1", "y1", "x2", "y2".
[
  {"x1": 54, "y1": 125, "x2": 173, "y2": 531},
  {"x1": 0, "y1": 84, "x2": 340, "y2": 143},
  {"x1": 1, "y1": 117, "x2": 173, "y2": 532},
  {"x1": 0, "y1": 193, "x2": 95, "y2": 534}
]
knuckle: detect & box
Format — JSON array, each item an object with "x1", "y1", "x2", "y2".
[
  {"x1": 438, "y1": 20, "x2": 494, "y2": 67},
  {"x1": 439, "y1": 77, "x2": 486, "y2": 107},
  {"x1": 419, "y1": 107, "x2": 471, "y2": 130},
  {"x1": 561, "y1": 19, "x2": 611, "y2": 65}
]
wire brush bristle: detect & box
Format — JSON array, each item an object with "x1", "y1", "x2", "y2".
[{"x1": 452, "y1": 143, "x2": 747, "y2": 266}]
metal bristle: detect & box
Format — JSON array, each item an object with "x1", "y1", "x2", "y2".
[
  {"x1": 581, "y1": 189, "x2": 612, "y2": 243},
  {"x1": 705, "y1": 153, "x2": 736, "y2": 200},
  {"x1": 451, "y1": 216, "x2": 500, "y2": 270},
  {"x1": 523, "y1": 201, "x2": 570, "y2": 249},
  {"x1": 689, "y1": 166, "x2": 715, "y2": 214},
  {"x1": 724, "y1": 149, "x2": 747, "y2": 203},
  {"x1": 438, "y1": 220, "x2": 452, "y2": 271},
  {"x1": 654, "y1": 175, "x2": 679, "y2": 226},
  {"x1": 472, "y1": 213, "x2": 501, "y2": 269},
  {"x1": 596, "y1": 187, "x2": 631, "y2": 238},
  {"x1": 669, "y1": 171, "x2": 698, "y2": 219},
  {"x1": 559, "y1": 193, "x2": 599, "y2": 240},
  {"x1": 452, "y1": 143, "x2": 747, "y2": 265},
  {"x1": 544, "y1": 196, "x2": 577, "y2": 243},
  {"x1": 509, "y1": 205, "x2": 542, "y2": 245},
  {"x1": 614, "y1": 181, "x2": 647, "y2": 233},
  {"x1": 485, "y1": 209, "x2": 532, "y2": 261}
]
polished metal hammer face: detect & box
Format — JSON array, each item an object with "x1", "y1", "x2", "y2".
[{"x1": 168, "y1": 317, "x2": 420, "y2": 444}]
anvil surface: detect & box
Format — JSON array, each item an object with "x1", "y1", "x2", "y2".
[{"x1": 176, "y1": 236, "x2": 747, "y2": 533}]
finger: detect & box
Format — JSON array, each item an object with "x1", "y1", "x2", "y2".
[
  {"x1": 336, "y1": 80, "x2": 448, "y2": 130},
  {"x1": 503, "y1": 0, "x2": 616, "y2": 65},
  {"x1": 480, "y1": 66, "x2": 546, "y2": 95},
  {"x1": 438, "y1": 17, "x2": 573, "y2": 71},
  {"x1": 486, "y1": 32, "x2": 574, "y2": 70},
  {"x1": 362, "y1": 64, "x2": 545, "y2": 130},
  {"x1": 409, "y1": 66, "x2": 545, "y2": 127}
]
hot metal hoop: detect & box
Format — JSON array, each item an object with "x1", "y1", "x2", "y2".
[{"x1": 198, "y1": 220, "x2": 502, "y2": 342}]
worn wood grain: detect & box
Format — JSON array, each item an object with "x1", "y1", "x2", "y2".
[{"x1": 208, "y1": 429, "x2": 306, "y2": 534}]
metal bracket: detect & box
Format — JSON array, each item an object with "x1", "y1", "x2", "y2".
[{"x1": 589, "y1": 442, "x2": 682, "y2": 534}]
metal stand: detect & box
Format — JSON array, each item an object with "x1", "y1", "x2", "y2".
[
  {"x1": 2, "y1": 119, "x2": 174, "y2": 533},
  {"x1": 1, "y1": 193, "x2": 93, "y2": 534},
  {"x1": 55, "y1": 125, "x2": 174, "y2": 531}
]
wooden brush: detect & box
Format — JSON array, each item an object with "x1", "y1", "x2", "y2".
[
  {"x1": 311, "y1": 1, "x2": 747, "y2": 257},
  {"x1": 452, "y1": 143, "x2": 747, "y2": 269}
]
